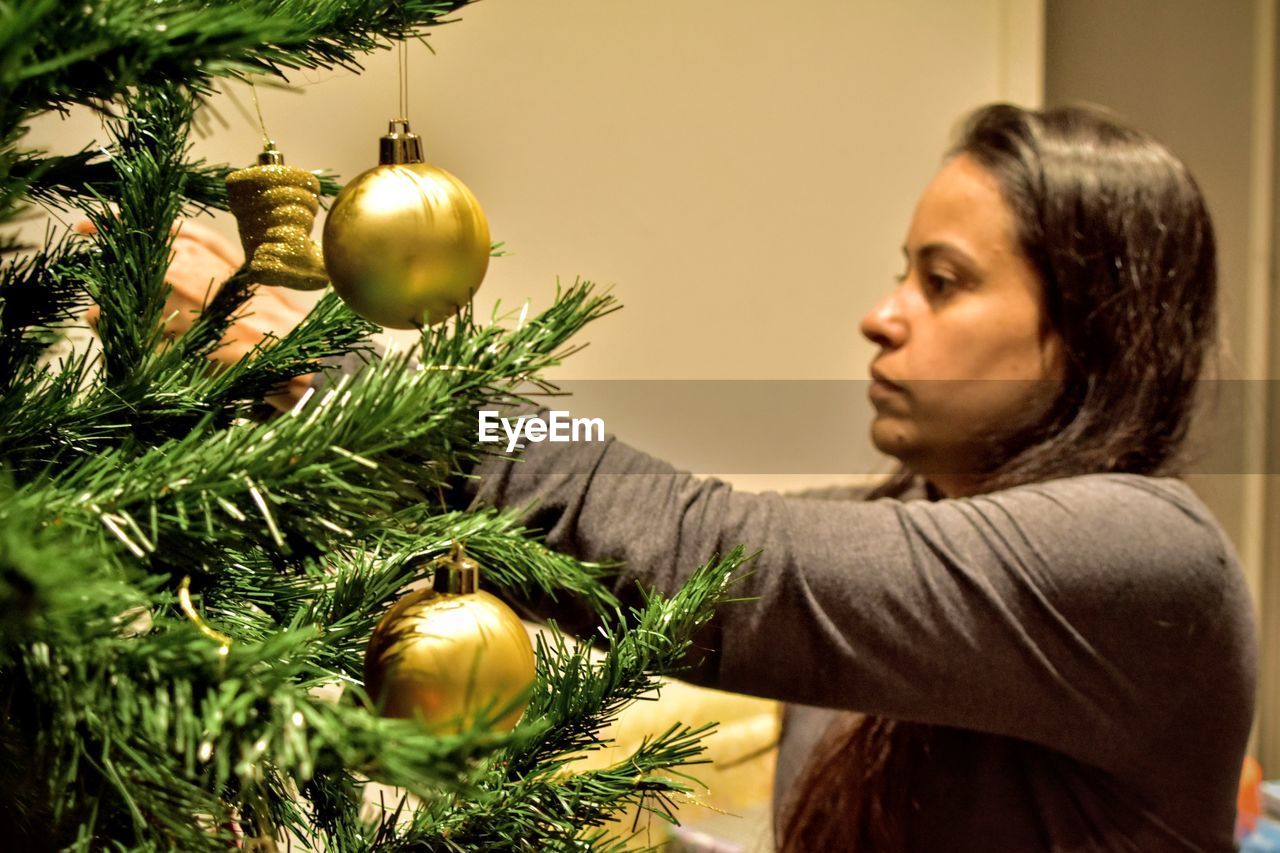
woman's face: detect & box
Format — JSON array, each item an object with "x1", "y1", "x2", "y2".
[{"x1": 859, "y1": 153, "x2": 1064, "y2": 496}]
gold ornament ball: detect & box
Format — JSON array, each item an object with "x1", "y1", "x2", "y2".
[
  {"x1": 322, "y1": 160, "x2": 490, "y2": 329},
  {"x1": 364, "y1": 586, "x2": 535, "y2": 733}
]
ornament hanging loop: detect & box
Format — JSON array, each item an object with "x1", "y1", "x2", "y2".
[
  {"x1": 380, "y1": 120, "x2": 424, "y2": 165},
  {"x1": 431, "y1": 540, "x2": 478, "y2": 594},
  {"x1": 257, "y1": 141, "x2": 285, "y2": 166}
]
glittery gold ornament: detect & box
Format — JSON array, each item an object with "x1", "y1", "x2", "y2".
[
  {"x1": 363, "y1": 543, "x2": 535, "y2": 733},
  {"x1": 322, "y1": 120, "x2": 490, "y2": 329},
  {"x1": 225, "y1": 142, "x2": 328, "y2": 291}
]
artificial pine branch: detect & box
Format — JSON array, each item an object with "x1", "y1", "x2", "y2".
[
  {"x1": 10, "y1": 148, "x2": 344, "y2": 217},
  {"x1": 383, "y1": 550, "x2": 750, "y2": 850},
  {"x1": 0, "y1": 480, "x2": 143, "y2": 654},
  {"x1": 0, "y1": 232, "x2": 94, "y2": 390},
  {"x1": 79, "y1": 87, "x2": 191, "y2": 383},
  {"x1": 8, "y1": 625, "x2": 512, "y2": 851},
  {"x1": 0, "y1": 2, "x2": 755, "y2": 848},
  {"x1": 450, "y1": 523, "x2": 622, "y2": 618},
  {"x1": 0, "y1": 344, "x2": 106, "y2": 473},
  {"x1": 3, "y1": 1, "x2": 476, "y2": 118},
  {"x1": 405, "y1": 723, "x2": 717, "y2": 852},
  {"x1": 504, "y1": 548, "x2": 752, "y2": 781},
  {"x1": 0, "y1": 285, "x2": 374, "y2": 474},
  {"x1": 13, "y1": 286, "x2": 617, "y2": 576},
  {"x1": 196, "y1": 510, "x2": 618, "y2": 682},
  {"x1": 2, "y1": 541, "x2": 745, "y2": 850},
  {"x1": 0, "y1": 1, "x2": 469, "y2": 226},
  {"x1": 188, "y1": 288, "x2": 378, "y2": 409}
]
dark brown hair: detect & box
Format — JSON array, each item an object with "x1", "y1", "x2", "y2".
[{"x1": 778, "y1": 103, "x2": 1219, "y2": 851}]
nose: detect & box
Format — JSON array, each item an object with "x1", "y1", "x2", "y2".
[{"x1": 860, "y1": 287, "x2": 907, "y2": 349}]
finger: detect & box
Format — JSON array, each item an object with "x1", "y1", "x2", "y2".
[
  {"x1": 166, "y1": 236, "x2": 239, "y2": 307},
  {"x1": 172, "y1": 219, "x2": 244, "y2": 269},
  {"x1": 75, "y1": 222, "x2": 100, "y2": 322},
  {"x1": 239, "y1": 294, "x2": 314, "y2": 331},
  {"x1": 78, "y1": 217, "x2": 242, "y2": 273}
]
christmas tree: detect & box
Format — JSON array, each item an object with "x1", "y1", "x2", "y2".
[{"x1": 0, "y1": 1, "x2": 748, "y2": 849}]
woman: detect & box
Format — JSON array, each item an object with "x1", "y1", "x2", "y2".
[
  {"x1": 155, "y1": 103, "x2": 1256, "y2": 851},
  {"x1": 455, "y1": 104, "x2": 1258, "y2": 852}
]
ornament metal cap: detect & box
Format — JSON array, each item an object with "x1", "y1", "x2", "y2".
[
  {"x1": 431, "y1": 541, "x2": 478, "y2": 594},
  {"x1": 379, "y1": 119, "x2": 424, "y2": 165},
  {"x1": 257, "y1": 141, "x2": 285, "y2": 166}
]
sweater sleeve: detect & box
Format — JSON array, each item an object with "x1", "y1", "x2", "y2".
[{"x1": 468, "y1": 429, "x2": 1255, "y2": 779}]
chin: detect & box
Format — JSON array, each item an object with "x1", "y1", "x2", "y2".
[{"x1": 869, "y1": 418, "x2": 917, "y2": 463}]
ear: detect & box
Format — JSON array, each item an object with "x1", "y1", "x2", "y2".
[{"x1": 1038, "y1": 326, "x2": 1068, "y2": 381}]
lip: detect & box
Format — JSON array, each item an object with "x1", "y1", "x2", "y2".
[
  {"x1": 868, "y1": 365, "x2": 906, "y2": 402},
  {"x1": 869, "y1": 366, "x2": 905, "y2": 391}
]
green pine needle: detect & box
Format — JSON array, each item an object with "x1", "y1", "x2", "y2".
[{"x1": 0, "y1": 2, "x2": 757, "y2": 848}]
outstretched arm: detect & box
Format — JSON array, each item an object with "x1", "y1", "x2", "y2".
[{"x1": 466, "y1": 429, "x2": 1254, "y2": 786}]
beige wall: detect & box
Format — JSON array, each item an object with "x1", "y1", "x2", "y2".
[{"x1": 25, "y1": 0, "x2": 1042, "y2": 494}]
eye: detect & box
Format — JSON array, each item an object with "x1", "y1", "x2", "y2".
[{"x1": 924, "y1": 272, "x2": 957, "y2": 295}]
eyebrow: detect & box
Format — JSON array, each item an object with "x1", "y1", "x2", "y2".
[{"x1": 902, "y1": 242, "x2": 983, "y2": 277}]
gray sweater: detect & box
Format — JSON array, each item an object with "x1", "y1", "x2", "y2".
[{"x1": 465, "y1": 431, "x2": 1258, "y2": 852}]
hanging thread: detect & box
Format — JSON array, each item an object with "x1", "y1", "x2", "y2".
[
  {"x1": 249, "y1": 79, "x2": 272, "y2": 148},
  {"x1": 396, "y1": 38, "x2": 410, "y2": 121}
]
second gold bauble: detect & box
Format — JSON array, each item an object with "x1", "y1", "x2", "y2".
[
  {"x1": 363, "y1": 545, "x2": 535, "y2": 733},
  {"x1": 323, "y1": 121, "x2": 490, "y2": 329}
]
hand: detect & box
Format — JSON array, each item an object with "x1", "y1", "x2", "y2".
[{"x1": 78, "y1": 218, "x2": 318, "y2": 407}]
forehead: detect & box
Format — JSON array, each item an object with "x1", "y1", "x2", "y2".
[{"x1": 908, "y1": 153, "x2": 1019, "y2": 260}]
